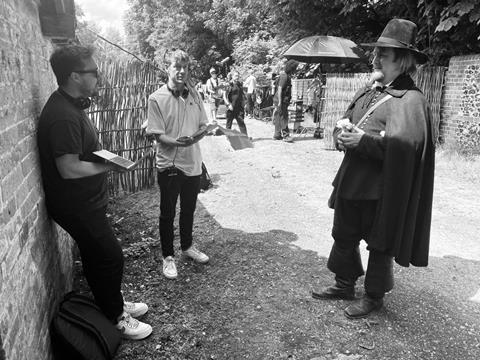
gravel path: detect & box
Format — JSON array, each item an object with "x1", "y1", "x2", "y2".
[{"x1": 105, "y1": 114, "x2": 480, "y2": 359}]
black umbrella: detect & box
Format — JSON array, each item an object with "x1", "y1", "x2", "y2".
[{"x1": 283, "y1": 35, "x2": 366, "y2": 64}]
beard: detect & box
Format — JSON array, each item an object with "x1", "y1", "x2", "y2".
[{"x1": 370, "y1": 69, "x2": 385, "y2": 83}]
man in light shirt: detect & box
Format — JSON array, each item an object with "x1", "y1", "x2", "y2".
[
  {"x1": 244, "y1": 69, "x2": 257, "y2": 118},
  {"x1": 146, "y1": 50, "x2": 210, "y2": 279}
]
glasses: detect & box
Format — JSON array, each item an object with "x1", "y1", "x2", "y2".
[{"x1": 72, "y1": 69, "x2": 99, "y2": 78}]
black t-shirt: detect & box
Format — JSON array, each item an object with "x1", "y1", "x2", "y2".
[
  {"x1": 273, "y1": 72, "x2": 292, "y2": 105},
  {"x1": 226, "y1": 81, "x2": 244, "y2": 109},
  {"x1": 37, "y1": 90, "x2": 107, "y2": 215}
]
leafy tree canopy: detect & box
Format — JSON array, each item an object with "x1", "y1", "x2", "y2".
[{"x1": 120, "y1": 0, "x2": 480, "y2": 79}]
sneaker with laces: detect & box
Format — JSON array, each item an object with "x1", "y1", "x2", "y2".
[
  {"x1": 183, "y1": 246, "x2": 209, "y2": 264},
  {"x1": 124, "y1": 301, "x2": 148, "y2": 318},
  {"x1": 162, "y1": 256, "x2": 178, "y2": 279},
  {"x1": 116, "y1": 312, "x2": 152, "y2": 340},
  {"x1": 283, "y1": 135, "x2": 294, "y2": 143}
]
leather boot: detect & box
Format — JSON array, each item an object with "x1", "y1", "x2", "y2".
[
  {"x1": 344, "y1": 294, "x2": 383, "y2": 319},
  {"x1": 312, "y1": 277, "x2": 355, "y2": 300}
]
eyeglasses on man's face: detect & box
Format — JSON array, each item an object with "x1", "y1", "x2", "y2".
[{"x1": 72, "y1": 69, "x2": 99, "y2": 78}]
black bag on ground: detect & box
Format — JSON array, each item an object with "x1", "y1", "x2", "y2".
[
  {"x1": 200, "y1": 162, "x2": 213, "y2": 191},
  {"x1": 50, "y1": 292, "x2": 121, "y2": 360}
]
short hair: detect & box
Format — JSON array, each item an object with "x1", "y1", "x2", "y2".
[
  {"x1": 167, "y1": 49, "x2": 190, "y2": 67},
  {"x1": 284, "y1": 59, "x2": 298, "y2": 74},
  {"x1": 392, "y1": 48, "x2": 418, "y2": 74},
  {"x1": 50, "y1": 45, "x2": 95, "y2": 86}
]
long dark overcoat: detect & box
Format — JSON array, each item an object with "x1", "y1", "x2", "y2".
[{"x1": 330, "y1": 74, "x2": 435, "y2": 267}]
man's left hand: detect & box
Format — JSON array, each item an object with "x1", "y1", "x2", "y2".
[{"x1": 337, "y1": 127, "x2": 365, "y2": 149}]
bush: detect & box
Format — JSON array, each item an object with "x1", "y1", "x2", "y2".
[{"x1": 456, "y1": 120, "x2": 480, "y2": 155}]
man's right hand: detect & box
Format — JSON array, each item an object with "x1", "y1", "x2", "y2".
[{"x1": 176, "y1": 136, "x2": 195, "y2": 147}]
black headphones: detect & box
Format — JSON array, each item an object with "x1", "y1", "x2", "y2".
[
  {"x1": 58, "y1": 88, "x2": 92, "y2": 109},
  {"x1": 167, "y1": 85, "x2": 189, "y2": 99}
]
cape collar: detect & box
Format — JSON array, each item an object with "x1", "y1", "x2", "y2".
[{"x1": 359, "y1": 74, "x2": 419, "y2": 100}]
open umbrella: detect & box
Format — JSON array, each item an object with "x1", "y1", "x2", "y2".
[{"x1": 283, "y1": 35, "x2": 366, "y2": 64}]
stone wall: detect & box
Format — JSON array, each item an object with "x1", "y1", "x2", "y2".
[
  {"x1": 0, "y1": 0, "x2": 74, "y2": 359},
  {"x1": 440, "y1": 54, "x2": 480, "y2": 144}
]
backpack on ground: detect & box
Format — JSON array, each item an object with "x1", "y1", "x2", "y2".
[
  {"x1": 50, "y1": 292, "x2": 121, "y2": 360},
  {"x1": 200, "y1": 162, "x2": 213, "y2": 191}
]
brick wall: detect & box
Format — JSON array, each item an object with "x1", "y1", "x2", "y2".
[
  {"x1": 0, "y1": 1, "x2": 74, "y2": 359},
  {"x1": 440, "y1": 54, "x2": 480, "y2": 144}
]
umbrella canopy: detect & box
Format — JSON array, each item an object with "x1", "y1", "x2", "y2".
[{"x1": 283, "y1": 35, "x2": 366, "y2": 64}]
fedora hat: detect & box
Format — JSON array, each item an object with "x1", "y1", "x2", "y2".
[{"x1": 361, "y1": 18, "x2": 428, "y2": 64}]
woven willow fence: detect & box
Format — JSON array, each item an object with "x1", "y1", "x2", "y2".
[
  {"x1": 87, "y1": 60, "x2": 165, "y2": 195},
  {"x1": 320, "y1": 73, "x2": 370, "y2": 148},
  {"x1": 319, "y1": 67, "x2": 446, "y2": 149}
]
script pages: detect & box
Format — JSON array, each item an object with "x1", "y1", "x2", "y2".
[
  {"x1": 94, "y1": 149, "x2": 152, "y2": 170},
  {"x1": 176, "y1": 123, "x2": 219, "y2": 142}
]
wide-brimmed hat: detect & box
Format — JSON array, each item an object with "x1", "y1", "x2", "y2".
[{"x1": 361, "y1": 18, "x2": 428, "y2": 64}]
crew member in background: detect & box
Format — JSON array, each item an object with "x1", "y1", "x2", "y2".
[
  {"x1": 224, "y1": 70, "x2": 249, "y2": 136},
  {"x1": 206, "y1": 67, "x2": 222, "y2": 121},
  {"x1": 244, "y1": 69, "x2": 257, "y2": 118},
  {"x1": 272, "y1": 59, "x2": 297, "y2": 142}
]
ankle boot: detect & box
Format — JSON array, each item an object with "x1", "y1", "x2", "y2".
[
  {"x1": 312, "y1": 277, "x2": 355, "y2": 300},
  {"x1": 344, "y1": 294, "x2": 383, "y2": 319}
]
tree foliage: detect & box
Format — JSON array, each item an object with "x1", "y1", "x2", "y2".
[{"x1": 121, "y1": 0, "x2": 480, "y2": 78}]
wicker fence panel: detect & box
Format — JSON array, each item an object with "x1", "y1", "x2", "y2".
[
  {"x1": 320, "y1": 73, "x2": 370, "y2": 149},
  {"x1": 319, "y1": 67, "x2": 446, "y2": 149},
  {"x1": 87, "y1": 60, "x2": 165, "y2": 195},
  {"x1": 413, "y1": 66, "x2": 447, "y2": 143}
]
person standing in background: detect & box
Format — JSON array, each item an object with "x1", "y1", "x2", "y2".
[
  {"x1": 223, "y1": 70, "x2": 248, "y2": 136},
  {"x1": 244, "y1": 69, "x2": 257, "y2": 118},
  {"x1": 206, "y1": 67, "x2": 222, "y2": 121},
  {"x1": 272, "y1": 59, "x2": 297, "y2": 142}
]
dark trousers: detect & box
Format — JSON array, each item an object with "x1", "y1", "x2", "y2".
[
  {"x1": 52, "y1": 206, "x2": 124, "y2": 322},
  {"x1": 226, "y1": 108, "x2": 248, "y2": 135},
  {"x1": 328, "y1": 198, "x2": 394, "y2": 297},
  {"x1": 273, "y1": 103, "x2": 290, "y2": 137},
  {"x1": 245, "y1": 93, "x2": 255, "y2": 115},
  {"x1": 157, "y1": 170, "x2": 201, "y2": 257}
]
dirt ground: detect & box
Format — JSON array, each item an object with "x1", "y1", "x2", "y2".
[{"x1": 75, "y1": 116, "x2": 480, "y2": 359}]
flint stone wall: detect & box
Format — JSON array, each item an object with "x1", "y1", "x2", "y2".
[{"x1": 440, "y1": 54, "x2": 480, "y2": 144}]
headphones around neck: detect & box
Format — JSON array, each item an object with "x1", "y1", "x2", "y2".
[
  {"x1": 168, "y1": 85, "x2": 189, "y2": 99},
  {"x1": 59, "y1": 88, "x2": 92, "y2": 109}
]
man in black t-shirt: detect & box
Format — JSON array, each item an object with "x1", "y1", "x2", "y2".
[
  {"x1": 272, "y1": 59, "x2": 297, "y2": 142},
  {"x1": 223, "y1": 70, "x2": 248, "y2": 135},
  {"x1": 37, "y1": 45, "x2": 151, "y2": 340}
]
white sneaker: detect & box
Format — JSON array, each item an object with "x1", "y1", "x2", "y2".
[
  {"x1": 124, "y1": 301, "x2": 148, "y2": 318},
  {"x1": 116, "y1": 312, "x2": 152, "y2": 340},
  {"x1": 183, "y1": 246, "x2": 209, "y2": 264},
  {"x1": 162, "y1": 256, "x2": 178, "y2": 279}
]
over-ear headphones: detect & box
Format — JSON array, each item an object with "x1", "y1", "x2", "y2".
[
  {"x1": 58, "y1": 88, "x2": 92, "y2": 109},
  {"x1": 168, "y1": 85, "x2": 189, "y2": 99}
]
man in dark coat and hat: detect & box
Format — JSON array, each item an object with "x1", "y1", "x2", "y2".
[{"x1": 312, "y1": 18, "x2": 435, "y2": 319}]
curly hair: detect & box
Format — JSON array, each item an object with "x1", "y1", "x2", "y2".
[{"x1": 50, "y1": 45, "x2": 95, "y2": 86}]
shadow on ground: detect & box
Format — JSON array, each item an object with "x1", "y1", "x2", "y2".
[{"x1": 73, "y1": 188, "x2": 480, "y2": 360}]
